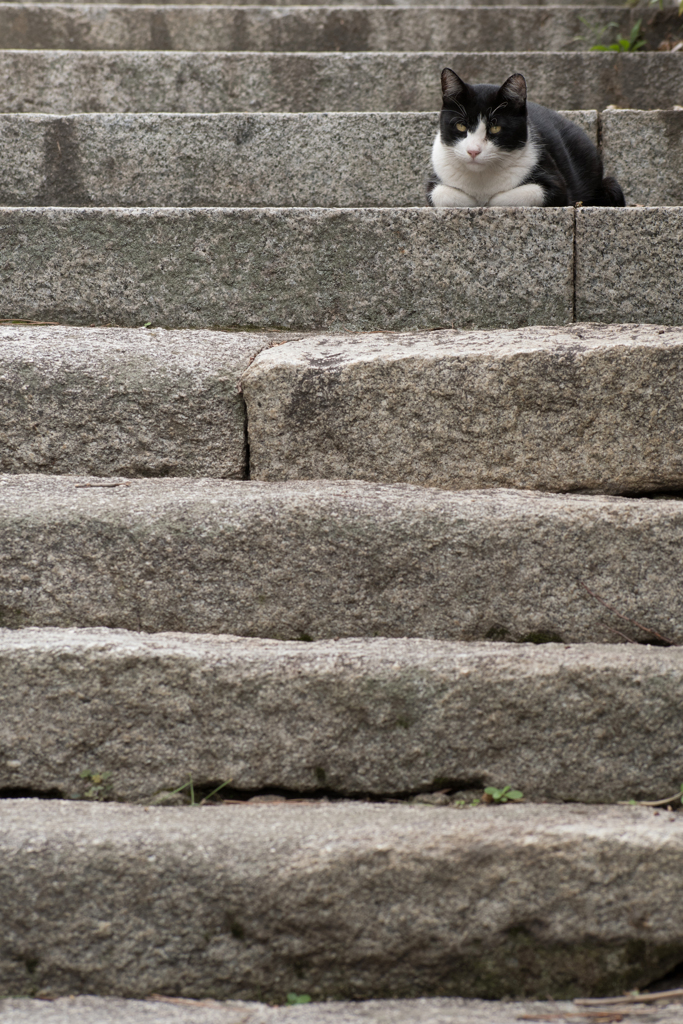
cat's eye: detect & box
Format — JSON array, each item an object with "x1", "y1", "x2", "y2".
[
  {"x1": 489, "y1": 125, "x2": 502, "y2": 134},
  {"x1": 455, "y1": 122, "x2": 467, "y2": 132}
]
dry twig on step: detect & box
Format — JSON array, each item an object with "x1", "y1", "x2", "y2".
[
  {"x1": 575, "y1": 990, "x2": 683, "y2": 1007},
  {"x1": 74, "y1": 482, "x2": 131, "y2": 489},
  {"x1": 579, "y1": 582, "x2": 676, "y2": 646}
]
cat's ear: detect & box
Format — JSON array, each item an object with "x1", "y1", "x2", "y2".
[
  {"x1": 497, "y1": 73, "x2": 527, "y2": 110},
  {"x1": 441, "y1": 68, "x2": 468, "y2": 106}
]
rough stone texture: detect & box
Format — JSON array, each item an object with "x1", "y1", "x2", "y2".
[
  {"x1": 0, "y1": 5, "x2": 654, "y2": 53},
  {"x1": 2, "y1": 1001, "x2": 683, "y2": 1024},
  {"x1": 0, "y1": 111, "x2": 437, "y2": 208},
  {"x1": 0, "y1": 110, "x2": 597, "y2": 208},
  {"x1": 3, "y1": 626, "x2": 683, "y2": 803},
  {"x1": 243, "y1": 325, "x2": 683, "y2": 494},
  {"x1": 0, "y1": 476, "x2": 683, "y2": 643},
  {"x1": 575, "y1": 208, "x2": 683, "y2": 326},
  {"x1": 601, "y1": 109, "x2": 683, "y2": 207},
  {"x1": 0, "y1": 51, "x2": 679, "y2": 114},
  {"x1": 0, "y1": 0, "x2": 634, "y2": 6},
  {"x1": 0, "y1": 207, "x2": 574, "y2": 332},
  {"x1": 0, "y1": 326, "x2": 277, "y2": 477},
  {"x1": 2, "y1": 800, "x2": 683, "y2": 999}
]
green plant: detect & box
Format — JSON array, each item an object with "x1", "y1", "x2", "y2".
[
  {"x1": 574, "y1": 15, "x2": 620, "y2": 47},
  {"x1": 79, "y1": 769, "x2": 113, "y2": 801},
  {"x1": 648, "y1": 0, "x2": 683, "y2": 17},
  {"x1": 286, "y1": 994, "x2": 312, "y2": 1005},
  {"x1": 483, "y1": 785, "x2": 524, "y2": 804},
  {"x1": 622, "y1": 783, "x2": 683, "y2": 808},
  {"x1": 591, "y1": 18, "x2": 645, "y2": 50},
  {"x1": 169, "y1": 776, "x2": 232, "y2": 806}
]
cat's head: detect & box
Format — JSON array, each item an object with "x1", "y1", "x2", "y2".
[{"x1": 438, "y1": 69, "x2": 528, "y2": 170}]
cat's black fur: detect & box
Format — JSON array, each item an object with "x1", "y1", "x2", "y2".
[{"x1": 427, "y1": 70, "x2": 625, "y2": 207}]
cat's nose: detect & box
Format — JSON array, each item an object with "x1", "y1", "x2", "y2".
[{"x1": 466, "y1": 146, "x2": 481, "y2": 158}]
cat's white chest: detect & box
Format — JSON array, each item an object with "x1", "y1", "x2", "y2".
[{"x1": 431, "y1": 132, "x2": 540, "y2": 206}]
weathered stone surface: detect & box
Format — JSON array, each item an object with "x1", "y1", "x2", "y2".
[
  {"x1": 0, "y1": 0, "x2": 633, "y2": 6},
  {"x1": 2, "y1": 626, "x2": 683, "y2": 803},
  {"x1": 1, "y1": 800, "x2": 683, "y2": 1000},
  {"x1": 243, "y1": 325, "x2": 683, "y2": 494},
  {"x1": 0, "y1": 110, "x2": 596, "y2": 207},
  {"x1": 0, "y1": 207, "x2": 574, "y2": 332},
  {"x1": 0, "y1": 476, "x2": 682, "y2": 643},
  {"x1": 0, "y1": 51, "x2": 679, "y2": 114},
  {"x1": 2, "y1": 1000, "x2": 683, "y2": 1024},
  {"x1": 601, "y1": 109, "x2": 683, "y2": 207},
  {"x1": 0, "y1": 325, "x2": 277, "y2": 477},
  {"x1": 0, "y1": 5, "x2": 651, "y2": 53},
  {"x1": 575, "y1": 208, "x2": 683, "y2": 326}
]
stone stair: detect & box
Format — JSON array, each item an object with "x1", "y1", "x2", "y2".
[{"x1": 1, "y1": 0, "x2": 683, "y2": 1013}]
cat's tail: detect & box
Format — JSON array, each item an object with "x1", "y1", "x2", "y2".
[{"x1": 597, "y1": 176, "x2": 626, "y2": 207}]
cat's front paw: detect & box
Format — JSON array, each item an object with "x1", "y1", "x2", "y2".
[
  {"x1": 487, "y1": 184, "x2": 546, "y2": 207},
  {"x1": 430, "y1": 183, "x2": 479, "y2": 208}
]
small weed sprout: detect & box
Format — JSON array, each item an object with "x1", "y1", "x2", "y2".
[
  {"x1": 648, "y1": 0, "x2": 683, "y2": 17},
  {"x1": 621, "y1": 783, "x2": 683, "y2": 809},
  {"x1": 286, "y1": 994, "x2": 312, "y2": 1005},
  {"x1": 590, "y1": 19, "x2": 645, "y2": 50},
  {"x1": 169, "y1": 776, "x2": 232, "y2": 806},
  {"x1": 574, "y1": 15, "x2": 619, "y2": 47},
  {"x1": 79, "y1": 769, "x2": 113, "y2": 801},
  {"x1": 483, "y1": 785, "x2": 524, "y2": 805}
]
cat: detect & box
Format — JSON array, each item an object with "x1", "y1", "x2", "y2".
[{"x1": 427, "y1": 69, "x2": 625, "y2": 208}]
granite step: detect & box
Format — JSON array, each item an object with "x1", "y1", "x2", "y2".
[
  {"x1": 1, "y1": 109, "x2": 678, "y2": 208},
  {"x1": 1, "y1": 800, "x2": 683, "y2": 1000},
  {"x1": 0, "y1": 0, "x2": 635, "y2": 7},
  {"x1": 0, "y1": 325, "x2": 280, "y2": 478},
  {"x1": 242, "y1": 324, "x2": 683, "y2": 495},
  {"x1": 0, "y1": 206, "x2": 576, "y2": 331},
  {"x1": 3, "y1": 324, "x2": 681, "y2": 493},
  {"x1": 0, "y1": 474, "x2": 682, "y2": 642},
  {"x1": 0, "y1": 109, "x2": 600, "y2": 208},
  {"x1": 2, "y1": 625, "x2": 682, "y2": 803},
  {"x1": 3, "y1": 4, "x2": 673, "y2": 53},
  {"x1": 1, "y1": 50, "x2": 680, "y2": 113},
  {"x1": 2, "y1": 998, "x2": 683, "y2": 1024},
  {"x1": 1, "y1": 207, "x2": 682, "y2": 331}
]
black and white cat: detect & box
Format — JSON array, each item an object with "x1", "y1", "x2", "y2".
[{"x1": 428, "y1": 69, "x2": 625, "y2": 208}]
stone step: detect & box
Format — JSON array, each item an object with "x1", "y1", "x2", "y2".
[
  {"x1": 0, "y1": 0, "x2": 635, "y2": 7},
  {"x1": 2, "y1": 625, "x2": 683, "y2": 803},
  {"x1": 2, "y1": 1001, "x2": 682, "y2": 1024},
  {"x1": 1, "y1": 50, "x2": 680, "y2": 113},
  {"x1": 0, "y1": 207, "x2": 576, "y2": 331},
  {"x1": 4, "y1": 325, "x2": 681, "y2": 493},
  {"x1": 0, "y1": 109, "x2": 604, "y2": 208},
  {"x1": 1, "y1": 207, "x2": 681, "y2": 331},
  {"x1": 1, "y1": 799, "x2": 683, "y2": 999},
  {"x1": 0, "y1": 325, "x2": 283, "y2": 477},
  {"x1": 242, "y1": 325, "x2": 683, "y2": 495},
  {"x1": 1, "y1": 109, "x2": 679, "y2": 208},
  {"x1": 1, "y1": 475, "x2": 682, "y2": 642},
  {"x1": 575, "y1": 207, "x2": 681, "y2": 324},
  {"x1": 602, "y1": 108, "x2": 683, "y2": 207},
  {"x1": 3, "y1": 4, "x2": 672, "y2": 53}
]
